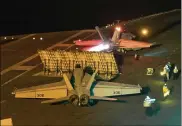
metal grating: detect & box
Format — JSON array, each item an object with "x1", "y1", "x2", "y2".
[{"x1": 38, "y1": 50, "x2": 119, "y2": 76}]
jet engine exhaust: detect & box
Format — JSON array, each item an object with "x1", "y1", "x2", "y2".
[
  {"x1": 69, "y1": 94, "x2": 79, "y2": 106},
  {"x1": 80, "y1": 94, "x2": 89, "y2": 106}
]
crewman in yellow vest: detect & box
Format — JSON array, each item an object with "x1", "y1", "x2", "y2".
[
  {"x1": 163, "y1": 83, "x2": 170, "y2": 98},
  {"x1": 173, "y1": 66, "x2": 178, "y2": 80}
]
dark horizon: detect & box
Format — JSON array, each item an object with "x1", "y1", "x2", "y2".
[{"x1": 0, "y1": 0, "x2": 181, "y2": 36}]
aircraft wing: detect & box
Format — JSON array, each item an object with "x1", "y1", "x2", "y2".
[
  {"x1": 117, "y1": 39, "x2": 156, "y2": 49},
  {"x1": 90, "y1": 96, "x2": 117, "y2": 101},
  {"x1": 41, "y1": 96, "x2": 70, "y2": 104},
  {"x1": 74, "y1": 39, "x2": 102, "y2": 46},
  {"x1": 93, "y1": 81, "x2": 142, "y2": 97},
  {"x1": 12, "y1": 81, "x2": 68, "y2": 99}
]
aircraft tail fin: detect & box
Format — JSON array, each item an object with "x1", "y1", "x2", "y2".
[
  {"x1": 63, "y1": 73, "x2": 74, "y2": 91},
  {"x1": 111, "y1": 26, "x2": 122, "y2": 42},
  {"x1": 86, "y1": 69, "x2": 98, "y2": 90},
  {"x1": 41, "y1": 96, "x2": 69, "y2": 104},
  {"x1": 90, "y1": 96, "x2": 117, "y2": 101},
  {"x1": 95, "y1": 26, "x2": 107, "y2": 42}
]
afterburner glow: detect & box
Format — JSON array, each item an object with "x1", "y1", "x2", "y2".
[
  {"x1": 88, "y1": 44, "x2": 110, "y2": 51},
  {"x1": 115, "y1": 27, "x2": 121, "y2": 32}
]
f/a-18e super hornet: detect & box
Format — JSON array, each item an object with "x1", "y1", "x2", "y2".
[
  {"x1": 74, "y1": 26, "x2": 156, "y2": 52},
  {"x1": 12, "y1": 65, "x2": 142, "y2": 106}
]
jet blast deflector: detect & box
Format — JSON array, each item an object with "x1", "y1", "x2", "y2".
[{"x1": 37, "y1": 50, "x2": 119, "y2": 81}]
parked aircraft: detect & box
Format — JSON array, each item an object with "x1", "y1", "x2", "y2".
[{"x1": 12, "y1": 65, "x2": 142, "y2": 106}]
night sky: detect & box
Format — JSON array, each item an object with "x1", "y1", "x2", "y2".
[{"x1": 0, "y1": 0, "x2": 181, "y2": 35}]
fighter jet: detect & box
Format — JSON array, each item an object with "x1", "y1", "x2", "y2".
[
  {"x1": 12, "y1": 65, "x2": 142, "y2": 106},
  {"x1": 74, "y1": 26, "x2": 156, "y2": 52}
]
